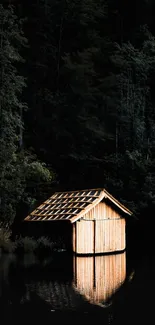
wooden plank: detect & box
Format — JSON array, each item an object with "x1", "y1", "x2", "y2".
[
  {"x1": 94, "y1": 220, "x2": 96, "y2": 254},
  {"x1": 49, "y1": 195, "x2": 100, "y2": 200},
  {"x1": 37, "y1": 200, "x2": 91, "y2": 207},
  {"x1": 25, "y1": 217, "x2": 71, "y2": 221},
  {"x1": 29, "y1": 212, "x2": 76, "y2": 217},
  {"x1": 95, "y1": 220, "x2": 105, "y2": 253},
  {"x1": 73, "y1": 223, "x2": 76, "y2": 252}
]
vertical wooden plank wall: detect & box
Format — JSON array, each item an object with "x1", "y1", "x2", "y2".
[
  {"x1": 76, "y1": 220, "x2": 94, "y2": 254},
  {"x1": 73, "y1": 201, "x2": 126, "y2": 254},
  {"x1": 95, "y1": 218, "x2": 125, "y2": 253},
  {"x1": 72, "y1": 223, "x2": 76, "y2": 252}
]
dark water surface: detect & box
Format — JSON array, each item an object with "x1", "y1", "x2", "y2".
[{"x1": 0, "y1": 250, "x2": 154, "y2": 324}]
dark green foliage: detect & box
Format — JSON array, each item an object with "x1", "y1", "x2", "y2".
[
  {"x1": 2, "y1": 0, "x2": 155, "y2": 229},
  {"x1": 0, "y1": 5, "x2": 54, "y2": 226},
  {"x1": 0, "y1": 226, "x2": 15, "y2": 253},
  {"x1": 0, "y1": 229, "x2": 64, "y2": 254},
  {"x1": 0, "y1": 4, "x2": 27, "y2": 224}
]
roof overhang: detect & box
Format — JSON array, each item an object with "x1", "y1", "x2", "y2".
[{"x1": 24, "y1": 188, "x2": 133, "y2": 223}]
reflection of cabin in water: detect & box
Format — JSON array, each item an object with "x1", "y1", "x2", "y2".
[
  {"x1": 73, "y1": 253, "x2": 126, "y2": 306},
  {"x1": 24, "y1": 188, "x2": 132, "y2": 254},
  {"x1": 23, "y1": 253, "x2": 126, "y2": 310}
]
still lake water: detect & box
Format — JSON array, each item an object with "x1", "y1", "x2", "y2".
[{"x1": 0, "y1": 250, "x2": 155, "y2": 324}]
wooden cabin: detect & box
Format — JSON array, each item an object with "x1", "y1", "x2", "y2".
[
  {"x1": 24, "y1": 188, "x2": 132, "y2": 254},
  {"x1": 73, "y1": 253, "x2": 126, "y2": 306}
]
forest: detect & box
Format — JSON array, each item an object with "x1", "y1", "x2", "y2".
[{"x1": 1, "y1": 0, "x2": 155, "y2": 234}]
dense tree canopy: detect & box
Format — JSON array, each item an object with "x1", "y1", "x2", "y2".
[{"x1": 1, "y1": 0, "x2": 155, "y2": 226}]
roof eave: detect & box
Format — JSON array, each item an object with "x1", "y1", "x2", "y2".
[{"x1": 103, "y1": 189, "x2": 132, "y2": 216}]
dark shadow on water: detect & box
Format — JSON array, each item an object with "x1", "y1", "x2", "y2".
[
  {"x1": 110, "y1": 249, "x2": 155, "y2": 324},
  {"x1": 0, "y1": 252, "x2": 110, "y2": 324},
  {"x1": 0, "y1": 249, "x2": 155, "y2": 324}
]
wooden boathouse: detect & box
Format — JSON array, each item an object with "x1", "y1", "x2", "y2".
[{"x1": 24, "y1": 188, "x2": 132, "y2": 254}]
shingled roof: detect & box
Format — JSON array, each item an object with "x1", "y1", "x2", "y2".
[{"x1": 24, "y1": 188, "x2": 132, "y2": 223}]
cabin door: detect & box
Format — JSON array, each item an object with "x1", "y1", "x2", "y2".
[{"x1": 76, "y1": 220, "x2": 94, "y2": 254}]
